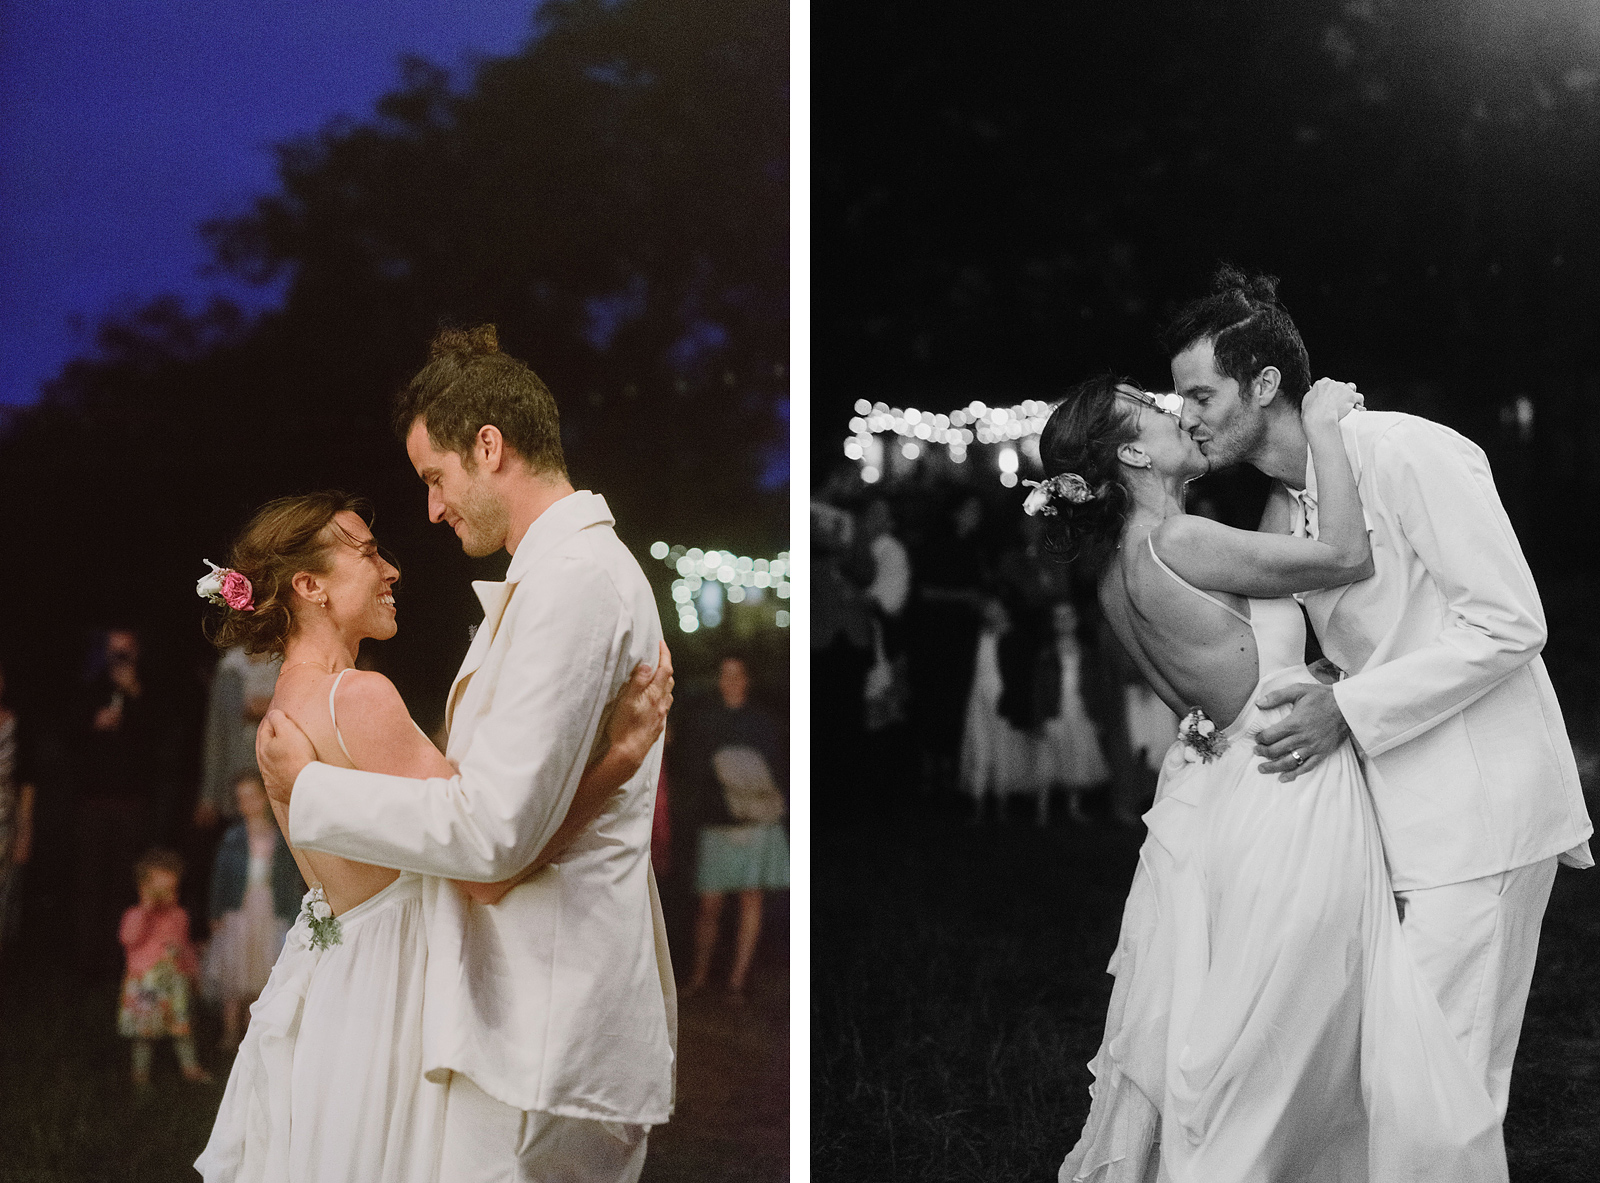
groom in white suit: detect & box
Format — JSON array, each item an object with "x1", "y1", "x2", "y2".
[
  {"x1": 1164, "y1": 267, "x2": 1593, "y2": 1136},
  {"x1": 257, "y1": 326, "x2": 675, "y2": 1182}
]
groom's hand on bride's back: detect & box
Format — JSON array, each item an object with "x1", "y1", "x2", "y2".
[
  {"x1": 1252, "y1": 683, "x2": 1352, "y2": 782},
  {"x1": 256, "y1": 709, "x2": 317, "y2": 807}
]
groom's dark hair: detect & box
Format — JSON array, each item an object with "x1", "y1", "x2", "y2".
[
  {"x1": 1159, "y1": 265, "x2": 1312, "y2": 406},
  {"x1": 394, "y1": 324, "x2": 568, "y2": 478}
]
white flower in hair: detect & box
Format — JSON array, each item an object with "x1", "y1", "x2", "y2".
[
  {"x1": 196, "y1": 560, "x2": 227, "y2": 605},
  {"x1": 1022, "y1": 472, "x2": 1095, "y2": 516}
]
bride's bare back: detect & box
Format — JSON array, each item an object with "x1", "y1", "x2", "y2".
[
  {"x1": 266, "y1": 666, "x2": 454, "y2": 915},
  {"x1": 1099, "y1": 522, "x2": 1264, "y2": 727}
]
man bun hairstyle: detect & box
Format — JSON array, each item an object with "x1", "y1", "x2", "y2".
[
  {"x1": 1036, "y1": 375, "x2": 1143, "y2": 569},
  {"x1": 205, "y1": 491, "x2": 374, "y2": 657},
  {"x1": 1159, "y1": 264, "x2": 1313, "y2": 406},
  {"x1": 393, "y1": 324, "x2": 568, "y2": 478}
]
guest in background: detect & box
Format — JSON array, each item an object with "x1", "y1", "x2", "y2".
[
  {"x1": 860, "y1": 498, "x2": 913, "y2": 752},
  {"x1": 118, "y1": 848, "x2": 209, "y2": 1087},
  {"x1": 909, "y1": 492, "x2": 992, "y2": 796},
  {"x1": 77, "y1": 629, "x2": 163, "y2": 977},
  {"x1": 1033, "y1": 600, "x2": 1112, "y2": 825},
  {"x1": 683, "y1": 655, "x2": 788, "y2": 998},
  {"x1": 0, "y1": 657, "x2": 36, "y2": 961},
  {"x1": 811, "y1": 496, "x2": 875, "y2": 816},
  {"x1": 958, "y1": 598, "x2": 1035, "y2": 818},
  {"x1": 206, "y1": 772, "x2": 302, "y2": 1049},
  {"x1": 194, "y1": 646, "x2": 280, "y2": 829},
  {"x1": 862, "y1": 497, "x2": 912, "y2": 633}
]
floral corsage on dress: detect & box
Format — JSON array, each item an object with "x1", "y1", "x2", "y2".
[
  {"x1": 1178, "y1": 708, "x2": 1229, "y2": 764},
  {"x1": 300, "y1": 884, "x2": 342, "y2": 951}
]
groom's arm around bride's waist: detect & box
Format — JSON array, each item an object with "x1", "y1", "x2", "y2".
[{"x1": 289, "y1": 558, "x2": 647, "y2": 880}]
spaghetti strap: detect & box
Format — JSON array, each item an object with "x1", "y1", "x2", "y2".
[
  {"x1": 1146, "y1": 534, "x2": 1253, "y2": 627},
  {"x1": 327, "y1": 668, "x2": 355, "y2": 764}
]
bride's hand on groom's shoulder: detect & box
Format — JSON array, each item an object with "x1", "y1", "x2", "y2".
[
  {"x1": 256, "y1": 709, "x2": 317, "y2": 807},
  {"x1": 1301, "y1": 378, "x2": 1364, "y2": 430},
  {"x1": 609, "y1": 642, "x2": 674, "y2": 766}
]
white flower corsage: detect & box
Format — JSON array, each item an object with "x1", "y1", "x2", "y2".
[
  {"x1": 300, "y1": 884, "x2": 342, "y2": 950},
  {"x1": 1178, "y1": 708, "x2": 1228, "y2": 764},
  {"x1": 1022, "y1": 472, "x2": 1096, "y2": 516}
]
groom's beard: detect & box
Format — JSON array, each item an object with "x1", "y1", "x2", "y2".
[
  {"x1": 1193, "y1": 413, "x2": 1265, "y2": 472},
  {"x1": 455, "y1": 483, "x2": 510, "y2": 557}
]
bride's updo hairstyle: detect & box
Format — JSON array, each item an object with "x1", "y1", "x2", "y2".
[
  {"x1": 206, "y1": 491, "x2": 373, "y2": 657},
  {"x1": 1036, "y1": 375, "x2": 1143, "y2": 569}
]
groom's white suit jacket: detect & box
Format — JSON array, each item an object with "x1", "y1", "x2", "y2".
[
  {"x1": 1296, "y1": 410, "x2": 1592, "y2": 892},
  {"x1": 287, "y1": 491, "x2": 675, "y2": 1124}
]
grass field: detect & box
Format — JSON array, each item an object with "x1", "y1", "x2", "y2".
[{"x1": 812, "y1": 796, "x2": 1600, "y2": 1182}]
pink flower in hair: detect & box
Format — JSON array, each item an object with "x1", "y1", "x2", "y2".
[{"x1": 219, "y1": 570, "x2": 255, "y2": 612}]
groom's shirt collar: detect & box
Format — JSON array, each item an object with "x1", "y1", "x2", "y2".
[
  {"x1": 1288, "y1": 447, "x2": 1319, "y2": 538},
  {"x1": 504, "y1": 490, "x2": 615, "y2": 584}
]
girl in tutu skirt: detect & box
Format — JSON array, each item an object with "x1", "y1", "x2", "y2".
[
  {"x1": 207, "y1": 772, "x2": 302, "y2": 1049},
  {"x1": 118, "y1": 848, "x2": 210, "y2": 1087}
]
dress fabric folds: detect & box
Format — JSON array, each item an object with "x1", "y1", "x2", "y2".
[
  {"x1": 1059, "y1": 662, "x2": 1507, "y2": 1183},
  {"x1": 196, "y1": 872, "x2": 444, "y2": 1183}
]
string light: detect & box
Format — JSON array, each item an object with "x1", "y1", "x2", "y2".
[
  {"x1": 649, "y1": 542, "x2": 792, "y2": 632},
  {"x1": 844, "y1": 397, "x2": 1059, "y2": 487}
]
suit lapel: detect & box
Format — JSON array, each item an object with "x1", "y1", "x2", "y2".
[{"x1": 445, "y1": 579, "x2": 519, "y2": 733}]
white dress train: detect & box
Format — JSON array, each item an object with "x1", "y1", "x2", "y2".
[{"x1": 1059, "y1": 549, "x2": 1506, "y2": 1183}]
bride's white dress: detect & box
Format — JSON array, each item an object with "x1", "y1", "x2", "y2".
[
  {"x1": 196, "y1": 674, "x2": 445, "y2": 1182},
  {"x1": 1060, "y1": 546, "x2": 1507, "y2": 1183}
]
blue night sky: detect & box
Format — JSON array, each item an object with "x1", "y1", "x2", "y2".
[{"x1": 0, "y1": 0, "x2": 540, "y2": 407}]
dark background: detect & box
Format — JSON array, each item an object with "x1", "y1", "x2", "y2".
[
  {"x1": 812, "y1": 1, "x2": 1600, "y2": 1178},
  {"x1": 0, "y1": 0, "x2": 791, "y2": 731},
  {"x1": 814, "y1": 0, "x2": 1600, "y2": 596}
]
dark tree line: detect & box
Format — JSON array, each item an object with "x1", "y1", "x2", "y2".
[
  {"x1": 0, "y1": 0, "x2": 788, "y2": 727},
  {"x1": 813, "y1": 0, "x2": 1600, "y2": 720}
]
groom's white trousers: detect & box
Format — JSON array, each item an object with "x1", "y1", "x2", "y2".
[
  {"x1": 437, "y1": 1074, "x2": 649, "y2": 1183},
  {"x1": 1396, "y1": 855, "x2": 1559, "y2": 1120}
]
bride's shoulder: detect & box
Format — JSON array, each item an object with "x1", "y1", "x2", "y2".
[
  {"x1": 330, "y1": 669, "x2": 408, "y2": 720},
  {"x1": 1149, "y1": 514, "x2": 1223, "y2": 559}
]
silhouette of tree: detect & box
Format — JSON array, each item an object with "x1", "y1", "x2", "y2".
[{"x1": 0, "y1": 0, "x2": 787, "y2": 723}]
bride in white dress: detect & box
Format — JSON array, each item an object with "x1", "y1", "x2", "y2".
[
  {"x1": 1033, "y1": 379, "x2": 1505, "y2": 1182},
  {"x1": 193, "y1": 492, "x2": 669, "y2": 1183}
]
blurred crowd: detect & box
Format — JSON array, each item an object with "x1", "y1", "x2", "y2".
[
  {"x1": 813, "y1": 466, "x2": 1180, "y2": 827},
  {"x1": 0, "y1": 626, "x2": 788, "y2": 1086},
  {"x1": 0, "y1": 631, "x2": 306, "y2": 1084}
]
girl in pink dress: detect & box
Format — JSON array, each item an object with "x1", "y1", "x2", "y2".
[{"x1": 118, "y1": 848, "x2": 210, "y2": 1087}]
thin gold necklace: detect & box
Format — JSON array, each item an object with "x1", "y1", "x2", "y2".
[{"x1": 281, "y1": 660, "x2": 343, "y2": 674}]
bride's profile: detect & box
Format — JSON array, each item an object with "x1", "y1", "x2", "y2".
[
  {"x1": 194, "y1": 491, "x2": 670, "y2": 1182},
  {"x1": 1038, "y1": 378, "x2": 1505, "y2": 1181}
]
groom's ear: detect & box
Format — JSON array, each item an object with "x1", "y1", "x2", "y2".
[
  {"x1": 1252, "y1": 366, "x2": 1284, "y2": 407},
  {"x1": 475, "y1": 425, "x2": 507, "y2": 473}
]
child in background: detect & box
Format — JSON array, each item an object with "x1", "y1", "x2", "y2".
[
  {"x1": 207, "y1": 772, "x2": 302, "y2": 1048},
  {"x1": 1034, "y1": 600, "x2": 1112, "y2": 825},
  {"x1": 118, "y1": 848, "x2": 209, "y2": 1086}
]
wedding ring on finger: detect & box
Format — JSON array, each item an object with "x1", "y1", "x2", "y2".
[{"x1": 1291, "y1": 750, "x2": 1306, "y2": 766}]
